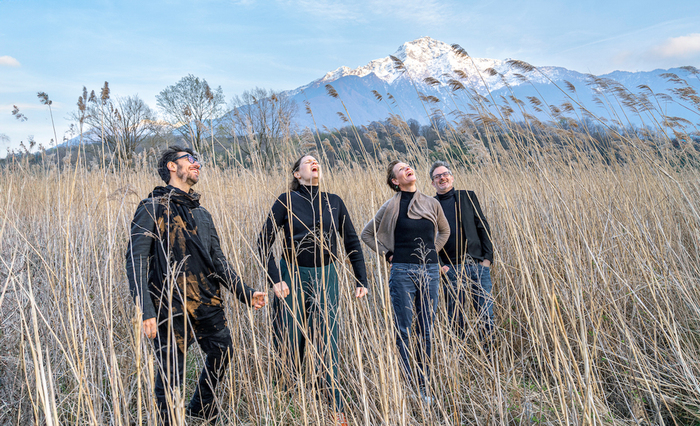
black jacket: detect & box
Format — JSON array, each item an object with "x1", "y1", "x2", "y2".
[
  {"x1": 436, "y1": 189, "x2": 493, "y2": 264},
  {"x1": 258, "y1": 185, "x2": 368, "y2": 288},
  {"x1": 125, "y1": 189, "x2": 254, "y2": 320}
]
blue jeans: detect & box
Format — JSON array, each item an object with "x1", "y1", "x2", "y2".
[
  {"x1": 442, "y1": 263, "x2": 495, "y2": 340},
  {"x1": 389, "y1": 263, "x2": 439, "y2": 387}
]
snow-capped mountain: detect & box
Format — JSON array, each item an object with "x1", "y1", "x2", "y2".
[
  {"x1": 291, "y1": 37, "x2": 552, "y2": 95},
  {"x1": 286, "y1": 36, "x2": 700, "y2": 131}
]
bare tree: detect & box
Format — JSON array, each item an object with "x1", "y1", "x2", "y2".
[
  {"x1": 81, "y1": 94, "x2": 157, "y2": 161},
  {"x1": 228, "y1": 87, "x2": 297, "y2": 164},
  {"x1": 156, "y1": 74, "x2": 224, "y2": 152}
]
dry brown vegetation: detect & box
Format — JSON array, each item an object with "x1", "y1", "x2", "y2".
[
  {"x1": 3, "y1": 129, "x2": 700, "y2": 425},
  {"x1": 2, "y1": 60, "x2": 700, "y2": 425}
]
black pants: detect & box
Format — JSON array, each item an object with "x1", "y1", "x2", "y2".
[{"x1": 153, "y1": 310, "x2": 233, "y2": 423}]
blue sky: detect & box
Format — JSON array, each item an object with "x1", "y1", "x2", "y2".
[{"x1": 1, "y1": 0, "x2": 699, "y2": 154}]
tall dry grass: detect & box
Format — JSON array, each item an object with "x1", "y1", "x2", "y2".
[
  {"x1": 2, "y1": 133, "x2": 700, "y2": 425},
  {"x1": 3, "y1": 61, "x2": 700, "y2": 425}
]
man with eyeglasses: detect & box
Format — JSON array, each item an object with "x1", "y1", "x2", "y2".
[
  {"x1": 429, "y1": 160, "x2": 495, "y2": 353},
  {"x1": 126, "y1": 145, "x2": 267, "y2": 425}
]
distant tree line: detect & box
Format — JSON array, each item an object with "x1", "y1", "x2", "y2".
[
  {"x1": 3, "y1": 74, "x2": 299, "y2": 170},
  {"x1": 4, "y1": 71, "x2": 700, "y2": 171}
]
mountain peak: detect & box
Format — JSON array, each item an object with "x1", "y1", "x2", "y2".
[
  {"x1": 395, "y1": 36, "x2": 452, "y2": 62},
  {"x1": 311, "y1": 37, "x2": 462, "y2": 87},
  {"x1": 299, "y1": 36, "x2": 528, "y2": 94}
]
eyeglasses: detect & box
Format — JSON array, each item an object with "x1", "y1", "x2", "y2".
[
  {"x1": 173, "y1": 154, "x2": 201, "y2": 167},
  {"x1": 432, "y1": 171, "x2": 451, "y2": 181}
]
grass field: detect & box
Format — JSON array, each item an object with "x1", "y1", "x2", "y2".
[
  {"x1": 2, "y1": 61, "x2": 700, "y2": 425},
  {"x1": 2, "y1": 128, "x2": 700, "y2": 426}
]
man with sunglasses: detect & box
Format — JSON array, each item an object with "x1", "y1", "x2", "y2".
[
  {"x1": 126, "y1": 145, "x2": 267, "y2": 425},
  {"x1": 430, "y1": 160, "x2": 495, "y2": 354}
]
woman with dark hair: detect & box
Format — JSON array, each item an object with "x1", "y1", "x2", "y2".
[
  {"x1": 258, "y1": 154, "x2": 368, "y2": 425},
  {"x1": 361, "y1": 160, "x2": 449, "y2": 404}
]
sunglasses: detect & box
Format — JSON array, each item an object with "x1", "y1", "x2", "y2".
[{"x1": 173, "y1": 154, "x2": 201, "y2": 167}]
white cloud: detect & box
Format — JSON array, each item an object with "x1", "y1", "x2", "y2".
[
  {"x1": 651, "y1": 33, "x2": 700, "y2": 58},
  {"x1": 0, "y1": 56, "x2": 21, "y2": 67}
]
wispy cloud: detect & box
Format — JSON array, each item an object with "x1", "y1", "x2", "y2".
[
  {"x1": 650, "y1": 33, "x2": 700, "y2": 58},
  {"x1": 285, "y1": 0, "x2": 365, "y2": 21},
  {"x1": 0, "y1": 56, "x2": 20, "y2": 67},
  {"x1": 279, "y1": 0, "x2": 452, "y2": 25},
  {"x1": 368, "y1": 0, "x2": 451, "y2": 26}
]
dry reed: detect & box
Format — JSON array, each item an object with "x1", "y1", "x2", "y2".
[{"x1": 2, "y1": 65, "x2": 700, "y2": 426}]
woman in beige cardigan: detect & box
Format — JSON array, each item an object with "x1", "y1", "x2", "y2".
[{"x1": 361, "y1": 160, "x2": 449, "y2": 404}]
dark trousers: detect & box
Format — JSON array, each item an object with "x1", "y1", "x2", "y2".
[
  {"x1": 273, "y1": 259, "x2": 343, "y2": 411},
  {"x1": 389, "y1": 262, "x2": 439, "y2": 388},
  {"x1": 153, "y1": 310, "x2": 233, "y2": 424},
  {"x1": 442, "y1": 263, "x2": 495, "y2": 341}
]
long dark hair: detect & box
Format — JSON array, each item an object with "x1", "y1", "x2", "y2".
[{"x1": 290, "y1": 153, "x2": 313, "y2": 191}]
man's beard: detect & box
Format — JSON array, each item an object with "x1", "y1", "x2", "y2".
[{"x1": 176, "y1": 164, "x2": 198, "y2": 186}]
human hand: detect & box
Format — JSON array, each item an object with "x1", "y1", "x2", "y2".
[
  {"x1": 441, "y1": 265, "x2": 449, "y2": 274},
  {"x1": 251, "y1": 291, "x2": 267, "y2": 309},
  {"x1": 272, "y1": 281, "x2": 290, "y2": 299},
  {"x1": 481, "y1": 260, "x2": 491, "y2": 268},
  {"x1": 143, "y1": 317, "x2": 157, "y2": 339},
  {"x1": 355, "y1": 287, "x2": 368, "y2": 298}
]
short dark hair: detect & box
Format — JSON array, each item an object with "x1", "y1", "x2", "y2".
[
  {"x1": 157, "y1": 145, "x2": 196, "y2": 184},
  {"x1": 386, "y1": 160, "x2": 401, "y2": 192},
  {"x1": 429, "y1": 160, "x2": 451, "y2": 180}
]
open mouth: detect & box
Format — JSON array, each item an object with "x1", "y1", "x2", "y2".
[{"x1": 311, "y1": 166, "x2": 319, "y2": 172}]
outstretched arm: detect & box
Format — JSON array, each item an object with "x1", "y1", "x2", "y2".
[
  {"x1": 210, "y1": 222, "x2": 266, "y2": 308},
  {"x1": 258, "y1": 195, "x2": 288, "y2": 285},
  {"x1": 258, "y1": 195, "x2": 290, "y2": 298}
]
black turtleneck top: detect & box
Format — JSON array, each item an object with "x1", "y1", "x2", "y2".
[
  {"x1": 258, "y1": 185, "x2": 368, "y2": 287},
  {"x1": 392, "y1": 191, "x2": 438, "y2": 264},
  {"x1": 436, "y1": 188, "x2": 466, "y2": 265}
]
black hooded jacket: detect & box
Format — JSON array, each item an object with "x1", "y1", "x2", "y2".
[{"x1": 125, "y1": 186, "x2": 254, "y2": 321}]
